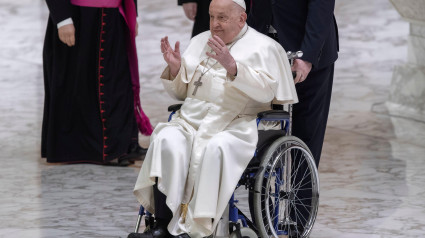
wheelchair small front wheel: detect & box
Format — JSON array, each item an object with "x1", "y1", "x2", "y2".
[
  {"x1": 229, "y1": 227, "x2": 258, "y2": 238},
  {"x1": 253, "y1": 136, "x2": 319, "y2": 238}
]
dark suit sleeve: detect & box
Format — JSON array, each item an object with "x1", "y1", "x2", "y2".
[
  {"x1": 178, "y1": 0, "x2": 198, "y2": 6},
  {"x1": 135, "y1": 0, "x2": 138, "y2": 17},
  {"x1": 300, "y1": 0, "x2": 336, "y2": 68},
  {"x1": 45, "y1": 0, "x2": 73, "y2": 25}
]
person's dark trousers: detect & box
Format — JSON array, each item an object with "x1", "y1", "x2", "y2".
[
  {"x1": 290, "y1": 64, "x2": 334, "y2": 228},
  {"x1": 127, "y1": 182, "x2": 172, "y2": 238},
  {"x1": 153, "y1": 185, "x2": 191, "y2": 238},
  {"x1": 292, "y1": 64, "x2": 334, "y2": 166},
  {"x1": 153, "y1": 182, "x2": 173, "y2": 225}
]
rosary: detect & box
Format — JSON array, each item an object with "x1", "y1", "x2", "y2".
[{"x1": 192, "y1": 27, "x2": 249, "y2": 96}]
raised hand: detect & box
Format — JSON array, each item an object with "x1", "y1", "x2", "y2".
[
  {"x1": 160, "y1": 36, "x2": 181, "y2": 77},
  {"x1": 206, "y1": 35, "x2": 237, "y2": 76},
  {"x1": 58, "y1": 24, "x2": 75, "y2": 47}
]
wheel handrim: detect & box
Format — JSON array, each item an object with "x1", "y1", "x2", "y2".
[{"x1": 260, "y1": 142, "x2": 319, "y2": 238}]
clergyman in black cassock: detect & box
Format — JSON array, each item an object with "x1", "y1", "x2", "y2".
[{"x1": 42, "y1": 0, "x2": 151, "y2": 165}]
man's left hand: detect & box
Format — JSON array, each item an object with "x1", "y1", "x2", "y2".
[
  {"x1": 206, "y1": 35, "x2": 237, "y2": 76},
  {"x1": 135, "y1": 22, "x2": 139, "y2": 36},
  {"x1": 292, "y1": 59, "x2": 312, "y2": 84}
]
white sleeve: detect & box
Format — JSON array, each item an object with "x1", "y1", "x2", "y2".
[
  {"x1": 160, "y1": 66, "x2": 188, "y2": 101},
  {"x1": 227, "y1": 61, "x2": 277, "y2": 103},
  {"x1": 57, "y1": 18, "x2": 73, "y2": 29}
]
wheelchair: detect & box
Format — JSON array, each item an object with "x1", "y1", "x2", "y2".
[{"x1": 129, "y1": 52, "x2": 320, "y2": 238}]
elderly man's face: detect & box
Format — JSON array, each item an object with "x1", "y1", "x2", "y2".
[{"x1": 209, "y1": 0, "x2": 246, "y2": 44}]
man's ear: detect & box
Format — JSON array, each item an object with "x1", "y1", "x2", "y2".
[{"x1": 240, "y1": 12, "x2": 247, "y2": 26}]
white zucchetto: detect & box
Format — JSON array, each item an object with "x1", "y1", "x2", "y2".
[{"x1": 232, "y1": 0, "x2": 246, "y2": 10}]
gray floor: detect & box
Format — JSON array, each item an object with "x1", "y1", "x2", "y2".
[{"x1": 0, "y1": 0, "x2": 424, "y2": 237}]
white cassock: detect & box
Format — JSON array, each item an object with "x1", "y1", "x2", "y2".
[{"x1": 133, "y1": 24, "x2": 298, "y2": 237}]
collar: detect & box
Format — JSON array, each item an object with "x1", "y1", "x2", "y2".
[{"x1": 228, "y1": 24, "x2": 248, "y2": 45}]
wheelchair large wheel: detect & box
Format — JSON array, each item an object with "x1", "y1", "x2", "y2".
[{"x1": 253, "y1": 136, "x2": 319, "y2": 238}]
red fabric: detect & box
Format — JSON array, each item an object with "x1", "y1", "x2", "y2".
[{"x1": 70, "y1": 0, "x2": 121, "y2": 8}]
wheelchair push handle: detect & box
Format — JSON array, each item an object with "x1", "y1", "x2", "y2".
[
  {"x1": 287, "y1": 51, "x2": 303, "y2": 78},
  {"x1": 287, "y1": 51, "x2": 303, "y2": 64}
]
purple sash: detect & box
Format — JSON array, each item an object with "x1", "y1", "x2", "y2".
[{"x1": 71, "y1": 0, "x2": 153, "y2": 135}]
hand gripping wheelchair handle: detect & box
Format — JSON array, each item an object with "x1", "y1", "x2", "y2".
[{"x1": 287, "y1": 50, "x2": 303, "y2": 80}]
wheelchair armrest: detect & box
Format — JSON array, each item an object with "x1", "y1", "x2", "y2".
[
  {"x1": 168, "y1": 104, "x2": 182, "y2": 112},
  {"x1": 257, "y1": 110, "x2": 290, "y2": 120},
  {"x1": 168, "y1": 104, "x2": 289, "y2": 119}
]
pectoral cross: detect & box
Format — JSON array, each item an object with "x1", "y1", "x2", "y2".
[
  {"x1": 192, "y1": 55, "x2": 218, "y2": 96},
  {"x1": 192, "y1": 75, "x2": 203, "y2": 96}
]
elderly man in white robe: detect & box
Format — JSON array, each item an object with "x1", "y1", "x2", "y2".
[{"x1": 131, "y1": 0, "x2": 298, "y2": 237}]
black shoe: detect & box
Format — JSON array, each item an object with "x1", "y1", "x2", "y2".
[
  {"x1": 127, "y1": 224, "x2": 171, "y2": 238},
  {"x1": 174, "y1": 233, "x2": 190, "y2": 238},
  {"x1": 124, "y1": 144, "x2": 148, "y2": 162},
  {"x1": 128, "y1": 233, "x2": 145, "y2": 238},
  {"x1": 104, "y1": 157, "x2": 133, "y2": 167},
  {"x1": 135, "y1": 145, "x2": 148, "y2": 155}
]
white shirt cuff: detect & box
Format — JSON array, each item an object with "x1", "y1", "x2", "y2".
[{"x1": 57, "y1": 18, "x2": 73, "y2": 29}]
